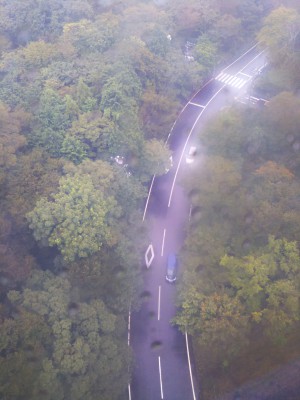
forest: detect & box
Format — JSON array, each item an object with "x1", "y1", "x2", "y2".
[
  {"x1": 0, "y1": 0, "x2": 299, "y2": 399},
  {"x1": 174, "y1": 4, "x2": 300, "y2": 399}
]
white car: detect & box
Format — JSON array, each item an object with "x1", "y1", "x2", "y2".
[{"x1": 186, "y1": 146, "x2": 197, "y2": 164}]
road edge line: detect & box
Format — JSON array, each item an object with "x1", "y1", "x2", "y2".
[{"x1": 185, "y1": 331, "x2": 197, "y2": 400}]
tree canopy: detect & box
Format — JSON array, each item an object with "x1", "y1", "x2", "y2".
[{"x1": 0, "y1": 0, "x2": 298, "y2": 398}]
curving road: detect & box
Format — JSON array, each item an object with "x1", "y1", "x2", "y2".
[{"x1": 130, "y1": 44, "x2": 267, "y2": 400}]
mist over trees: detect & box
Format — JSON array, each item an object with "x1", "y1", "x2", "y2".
[
  {"x1": 174, "y1": 4, "x2": 300, "y2": 398},
  {"x1": 0, "y1": 0, "x2": 299, "y2": 399}
]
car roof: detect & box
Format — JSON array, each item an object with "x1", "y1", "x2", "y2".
[
  {"x1": 168, "y1": 253, "x2": 176, "y2": 260},
  {"x1": 167, "y1": 253, "x2": 177, "y2": 266}
]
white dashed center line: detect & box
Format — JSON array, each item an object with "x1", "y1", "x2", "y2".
[
  {"x1": 161, "y1": 229, "x2": 166, "y2": 256},
  {"x1": 158, "y1": 356, "x2": 164, "y2": 399},
  {"x1": 158, "y1": 285, "x2": 161, "y2": 321}
]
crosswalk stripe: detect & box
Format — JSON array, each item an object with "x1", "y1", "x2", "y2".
[
  {"x1": 218, "y1": 72, "x2": 232, "y2": 82},
  {"x1": 216, "y1": 72, "x2": 227, "y2": 80},
  {"x1": 215, "y1": 72, "x2": 247, "y2": 88},
  {"x1": 226, "y1": 76, "x2": 237, "y2": 85},
  {"x1": 236, "y1": 79, "x2": 246, "y2": 88},
  {"x1": 216, "y1": 72, "x2": 228, "y2": 82},
  {"x1": 221, "y1": 74, "x2": 232, "y2": 83},
  {"x1": 230, "y1": 77, "x2": 240, "y2": 86}
]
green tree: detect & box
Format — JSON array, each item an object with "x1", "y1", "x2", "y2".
[
  {"x1": 168, "y1": 0, "x2": 218, "y2": 35},
  {"x1": 17, "y1": 40, "x2": 59, "y2": 68},
  {"x1": 0, "y1": 309, "x2": 51, "y2": 400},
  {"x1": 213, "y1": 14, "x2": 242, "y2": 51},
  {"x1": 143, "y1": 28, "x2": 171, "y2": 57},
  {"x1": 6, "y1": 149, "x2": 65, "y2": 225},
  {"x1": 30, "y1": 87, "x2": 69, "y2": 157},
  {"x1": 27, "y1": 174, "x2": 119, "y2": 262},
  {"x1": 61, "y1": 134, "x2": 88, "y2": 164},
  {"x1": 100, "y1": 67, "x2": 142, "y2": 122},
  {"x1": 175, "y1": 289, "x2": 249, "y2": 368},
  {"x1": 8, "y1": 270, "x2": 129, "y2": 400},
  {"x1": 139, "y1": 87, "x2": 180, "y2": 139},
  {"x1": 200, "y1": 107, "x2": 246, "y2": 159},
  {"x1": 31, "y1": 359, "x2": 64, "y2": 400},
  {"x1": 115, "y1": 36, "x2": 166, "y2": 90},
  {"x1": 0, "y1": 0, "x2": 94, "y2": 46},
  {"x1": 257, "y1": 6, "x2": 300, "y2": 64},
  {"x1": 0, "y1": 102, "x2": 28, "y2": 173},
  {"x1": 62, "y1": 14, "x2": 119, "y2": 55},
  {"x1": 262, "y1": 92, "x2": 300, "y2": 159},
  {"x1": 182, "y1": 155, "x2": 242, "y2": 216},
  {"x1": 250, "y1": 161, "x2": 300, "y2": 242},
  {"x1": 65, "y1": 94, "x2": 80, "y2": 121},
  {"x1": 137, "y1": 139, "x2": 172, "y2": 181},
  {"x1": 75, "y1": 78, "x2": 97, "y2": 112},
  {"x1": 36, "y1": 87, "x2": 69, "y2": 131},
  {"x1": 165, "y1": 47, "x2": 207, "y2": 98},
  {"x1": 194, "y1": 34, "x2": 218, "y2": 73},
  {"x1": 257, "y1": 7, "x2": 300, "y2": 88},
  {"x1": 220, "y1": 236, "x2": 300, "y2": 341},
  {"x1": 67, "y1": 112, "x2": 116, "y2": 157}
]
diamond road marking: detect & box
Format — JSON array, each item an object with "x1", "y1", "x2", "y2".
[{"x1": 145, "y1": 244, "x2": 154, "y2": 268}]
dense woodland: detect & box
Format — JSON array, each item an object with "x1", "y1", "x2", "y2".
[
  {"x1": 0, "y1": 0, "x2": 299, "y2": 399},
  {"x1": 174, "y1": 4, "x2": 300, "y2": 399}
]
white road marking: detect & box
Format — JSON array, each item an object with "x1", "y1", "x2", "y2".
[
  {"x1": 165, "y1": 80, "x2": 213, "y2": 144},
  {"x1": 143, "y1": 175, "x2": 156, "y2": 221},
  {"x1": 222, "y1": 74, "x2": 234, "y2": 84},
  {"x1": 225, "y1": 75, "x2": 237, "y2": 85},
  {"x1": 128, "y1": 310, "x2": 131, "y2": 345},
  {"x1": 189, "y1": 102, "x2": 205, "y2": 108},
  {"x1": 158, "y1": 285, "x2": 161, "y2": 321},
  {"x1": 216, "y1": 72, "x2": 248, "y2": 88},
  {"x1": 239, "y1": 49, "x2": 265, "y2": 74},
  {"x1": 168, "y1": 83, "x2": 225, "y2": 207},
  {"x1": 189, "y1": 204, "x2": 192, "y2": 222},
  {"x1": 145, "y1": 244, "x2": 155, "y2": 268},
  {"x1": 143, "y1": 50, "x2": 264, "y2": 221},
  {"x1": 168, "y1": 107, "x2": 203, "y2": 207},
  {"x1": 229, "y1": 76, "x2": 240, "y2": 86},
  {"x1": 185, "y1": 332, "x2": 197, "y2": 400},
  {"x1": 168, "y1": 48, "x2": 262, "y2": 209},
  {"x1": 221, "y1": 42, "x2": 259, "y2": 72},
  {"x1": 158, "y1": 356, "x2": 164, "y2": 399},
  {"x1": 161, "y1": 229, "x2": 166, "y2": 256},
  {"x1": 215, "y1": 72, "x2": 227, "y2": 81},
  {"x1": 239, "y1": 71, "x2": 252, "y2": 78},
  {"x1": 127, "y1": 306, "x2": 132, "y2": 400},
  {"x1": 132, "y1": 45, "x2": 266, "y2": 400},
  {"x1": 236, "y1": 79, "x2": 247, "y2": 88}
]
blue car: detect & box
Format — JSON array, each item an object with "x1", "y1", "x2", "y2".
[{"x1": 166, "y1": 253, "x2": 177, "y2": 283}]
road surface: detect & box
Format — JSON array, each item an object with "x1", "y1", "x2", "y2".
[{"x1": 130, "y1": 44, "x2": 267, "y2": 400}]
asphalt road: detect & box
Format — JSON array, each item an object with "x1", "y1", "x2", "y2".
[{"x1": 130, "y1": 44, "x2": 268, "y2": 400}]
